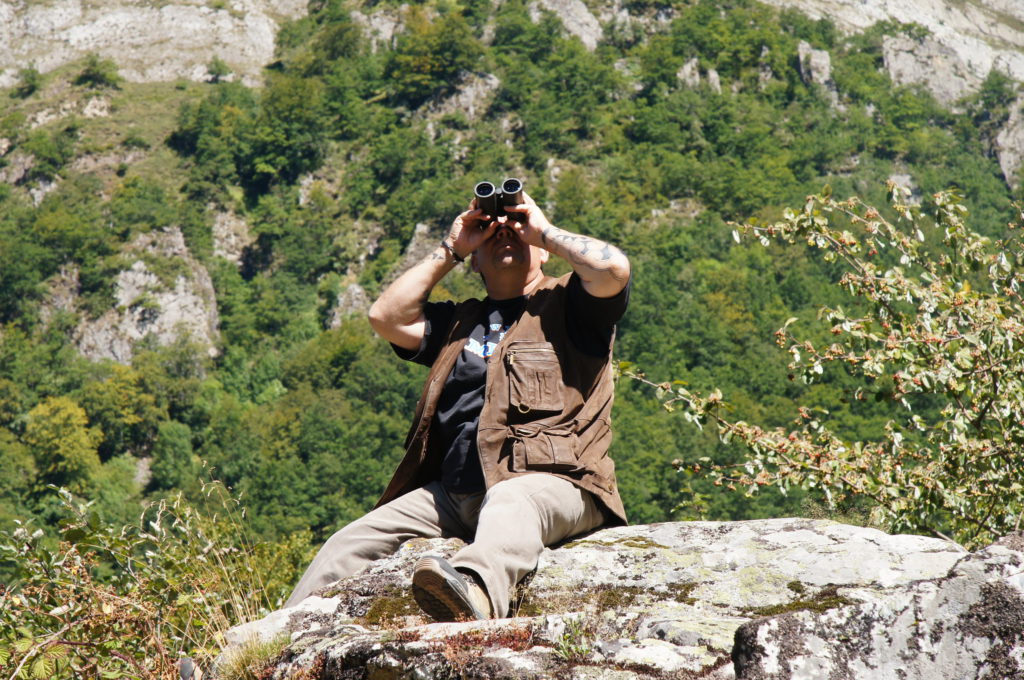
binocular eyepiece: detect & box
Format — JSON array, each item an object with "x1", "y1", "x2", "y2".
[{"x1": 474, "y1": 178, "x2": 524, "y2": 219}]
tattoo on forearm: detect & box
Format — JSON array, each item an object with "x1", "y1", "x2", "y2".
[{"x1": 542, "y1": 226, "x2": 628, "y2": 281}]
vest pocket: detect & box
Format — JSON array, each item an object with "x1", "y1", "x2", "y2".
[
  {"x1": 510, "y1": 424, "x2": 579, "y2": 472},
  {"x1": 505, "y1": 341, "x2": 564, "y2": 413}
]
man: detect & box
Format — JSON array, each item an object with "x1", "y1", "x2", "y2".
[{"x1": 285, "y1": 190, "x2": 630, "y2": 621}]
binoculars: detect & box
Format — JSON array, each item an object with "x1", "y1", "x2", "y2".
[{"x1": 474, "y1": 178, "x2": 524, "y2": 219}]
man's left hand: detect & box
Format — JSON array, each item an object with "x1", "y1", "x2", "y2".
[{"x1": 505, "y1": 192, "x2": 552, "y2": 250}]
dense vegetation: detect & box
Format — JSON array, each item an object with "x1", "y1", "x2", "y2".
[{"x1": 0, "y1": 0, "x2": 1021, "y2": 673}]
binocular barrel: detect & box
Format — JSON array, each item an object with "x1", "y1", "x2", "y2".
[{"x1": 474, "y1": 178, "x2": 524, "y2": 217}]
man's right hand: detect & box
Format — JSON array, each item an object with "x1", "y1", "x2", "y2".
[{"x1": 445, "y1": 206, "x2": 498, "y2": 261}]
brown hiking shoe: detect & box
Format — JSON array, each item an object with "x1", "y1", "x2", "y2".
[{"x1": 412, "y1": 556, "x2": 493, "y2": 622}]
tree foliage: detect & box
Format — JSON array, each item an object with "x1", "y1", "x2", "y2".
[{"x1": 631, "y1": 186, "x2": 1024, "y2": 547}]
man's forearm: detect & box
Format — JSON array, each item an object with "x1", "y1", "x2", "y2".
[
  {"x1": 539, "y1": 225, "x2": 630, "y2": 297},
  {"x1": 367, "y1": 244, "x2": 457, "y2": 348}
]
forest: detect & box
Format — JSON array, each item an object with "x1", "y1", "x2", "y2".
[{"x1": 1, "y1": 0, "x2": 1022, "y2": 675}]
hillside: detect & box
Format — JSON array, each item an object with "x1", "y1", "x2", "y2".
[
  {"x1": 2, "y1": 0, "x2": 1024, "y2": 673},
  {"x1": 1, "y1": 0, "x2": 1022, "y2": 530}
]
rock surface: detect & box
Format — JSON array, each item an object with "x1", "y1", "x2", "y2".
[
  {"x1": 759, "y1": 0, "x2": 1024, "y2": 90},
  {"x1": 997, "y1": 96, "x2": 1024, "y2": 188},
  {"x1": 71, "y1": 227, "x2": 220, "y2": 363},
  {"x1": 215, "y1": 518, "x2": 1022, "y2": 680},
  {"x1": 732, "y1": 532, "x2": 1024, "y2": 680},
  {"x1": 0, "y1": 0, "x2": 306, "y2": 88}
]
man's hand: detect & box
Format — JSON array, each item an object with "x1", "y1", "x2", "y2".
[
  {"x1": 501, "y1": 192, "x2": 551, "y2": 249},
  {"x1": 507, "y1": 192, "x2": 630, "y2": 299},
  {"x1": 446, "y1": 205, "x2": 499, "y2": 260}
]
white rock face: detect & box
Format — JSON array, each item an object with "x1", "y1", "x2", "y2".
[
  {"x1": 996, "y1": 96, "x2": 1024, "y2": 187},
  {"x1": 677, "y1": 57, "x2": 700, "y2": 88},
  {"x1": 759, "y1": 0, "x2": 1024, "y2": 99},
  {"x1": 350, "y1": 6, "x2": 404, "y2": 51},
  {"x1": 223, "y1": 519, "x2": 977, "y2": 679},
  {"x1": 0, "y1": 0, "x2": 307, "y2": 88},
  {"x1": 797, "y1": 40, "x2": 831, "y2": 89},
  {"x1": 74, "y1": 227, "x2": 220, "y2": 363},
  {"x1": 328, "y1": 283, "x2": 370, "y2": 329},
  {"x1": 530, "y1": 0, "x2": 603, "y2": 50},
  {"x1": 423, "y1": 71, "x2": 501, "y2": 123},
  {"x1": 212, "y1": 209, "x2": 255, "y2": 265},
  {"x1": 882, "y1": 33, "x2": 982, "y2": 107}
]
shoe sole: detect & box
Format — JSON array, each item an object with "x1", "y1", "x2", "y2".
[{"x1": 412, "y1": 556, "x2": 485, "y2": 622}]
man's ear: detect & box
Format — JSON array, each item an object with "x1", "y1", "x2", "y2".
[
  {"x1": 470, "y1": 252, "x2": 480, "y2": 273},
  {"x1": 538, "y1": 248, "x2": 550, "y2": 265}
]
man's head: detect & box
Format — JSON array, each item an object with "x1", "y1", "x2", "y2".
[{"x1": 470, "y1": 221, "x2": 548, "y2": 299}]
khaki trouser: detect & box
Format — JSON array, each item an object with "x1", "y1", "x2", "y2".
[{"x1": 285, "y1": 474, "x2": 605, "y2": 616}]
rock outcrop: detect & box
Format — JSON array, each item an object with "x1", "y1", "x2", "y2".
[
  {"x1": 530, "y1": 0, "x2": 603, "y2": 51},
  {"x1": 0, "y1": 0, "x2": 307, "y2": 88},
  {"x1": 71, "y1": 227, "x2": 220, "y2": 363},
  {"x1": 214, "y1": 518, "x2": 1024, "y2": 679},
  {"x1": 996, "y1": 96, "x2": 1024, "y2": 188},
  {"x1": 760, "y1": 0, "x2": 1024, "y2": 93}
]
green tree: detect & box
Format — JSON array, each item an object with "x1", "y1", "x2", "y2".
[
  {"x1": 149, "y1": 420, "x2": 198, "y2": 491},
  {"x1": 386, "y1": 7, "x2": 483, "y2": 107},
  {"x1": 23, "y1": 397, "x2": 102, "y2": 494},
  {"x1": 76, "y1": 364, "x2": 164, "y2": 460},
  {"x1": 74, "y1": 53, "x2": 121, "y2": 89},
  {"x1": 207, "y1": 56, "x2": 232, "y2": 83},
  {"x1": 13, "y1": 65, "x2": 42, "y2": 98}
]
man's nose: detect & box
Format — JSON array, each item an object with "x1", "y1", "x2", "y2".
[{"x1": 495, "y1": 224, "x2": 518, "y2": 238}]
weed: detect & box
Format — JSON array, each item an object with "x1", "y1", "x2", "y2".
[
  {"x1": 434, "y1": 625, "x2": 537, "y2": 672},
  {"x1": 0, "y1": 483, "x2": 312, "y2": 677},
  {"x1": 553, "y1": 617, "x2": 593, "y2": 663},
  {"x1": 217, "y1": 633, "x2": 290, "y2": 680}
]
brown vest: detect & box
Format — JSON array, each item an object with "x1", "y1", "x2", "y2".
[{"x1": 375, "y1": 273, "x2": 627, "y2": 525}]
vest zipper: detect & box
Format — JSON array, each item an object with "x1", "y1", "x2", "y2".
[{"x1": 505, "y1": 347, "x2": 556, "y2": 365}]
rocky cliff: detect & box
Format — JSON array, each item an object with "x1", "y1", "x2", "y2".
[
  {"x1": 762, "y1": 0, "x2": 1024, "y2": 102},
  {"x1": 219, "y1": 519, "x2": 1024, "y2": 679},
  {"x1": 0, "y1": 0, "x2": 307, "y2": 88},
  {"x1": 43, "y1": 227, "x2": 221, "y2": 363}
]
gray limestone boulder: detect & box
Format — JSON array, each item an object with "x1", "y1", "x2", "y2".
[
  {"x1": 219, "y1": 518, "x2": 1013, "y2": 679},
  {"x1": 732, "y1": 532, "x2": 1024, "y2": 679}
]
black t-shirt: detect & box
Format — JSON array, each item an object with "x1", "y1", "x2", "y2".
[{"x1": 395, "y1": 273, "x2": 630, "y2": 492}]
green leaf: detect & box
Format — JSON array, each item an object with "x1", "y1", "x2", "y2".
[
  {"x1": 62, "y1": 527, "x2": 87, "y2": 544},
  {"x1": 30, "y1": 655, "x2": 54, "y2": 679},
  {"x1": 13, "y1": 637, "x2": 34, "y2": 654}
]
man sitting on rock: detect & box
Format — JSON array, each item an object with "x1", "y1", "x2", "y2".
[{"x1": 285, "y1": 191, "x2": 630, "y2": 621}]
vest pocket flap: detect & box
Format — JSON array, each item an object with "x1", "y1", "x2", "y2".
[
  {"x1": 505, "y1": 341, "x2": 563, "y2": 413},
  {"x1": 511, "y1": 425, "x2": 579, "y2": 472}
]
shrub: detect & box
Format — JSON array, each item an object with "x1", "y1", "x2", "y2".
[
  {"x1": 75, "y1": 53, "x2": 122, "y2": 89},
  {"x1": 0, "y1": 484, "x2": 312, "y2": 677},
  {"x1": 633, "y1": 184, "x2": 1024, "y2": 548},
  {"x1": 12, "y1": 66, "x2": 42, "y2": 99}
]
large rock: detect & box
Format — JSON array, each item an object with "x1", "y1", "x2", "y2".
[
  {"x1": 73, "y1": 227, "x2": 221, "y2": 363},
  {"x1": 530, "y1": 0, "x2": 603, "y2": 50},
  {"x1": 733, "y1": 532, "x2": 1024, "y2": 679},
  {"x1": 0, "y1": 0, "x2": 307, "y2": 88},
  {"x1": 220, "y1": 518, "x2": 1002, "y2": 679}
]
